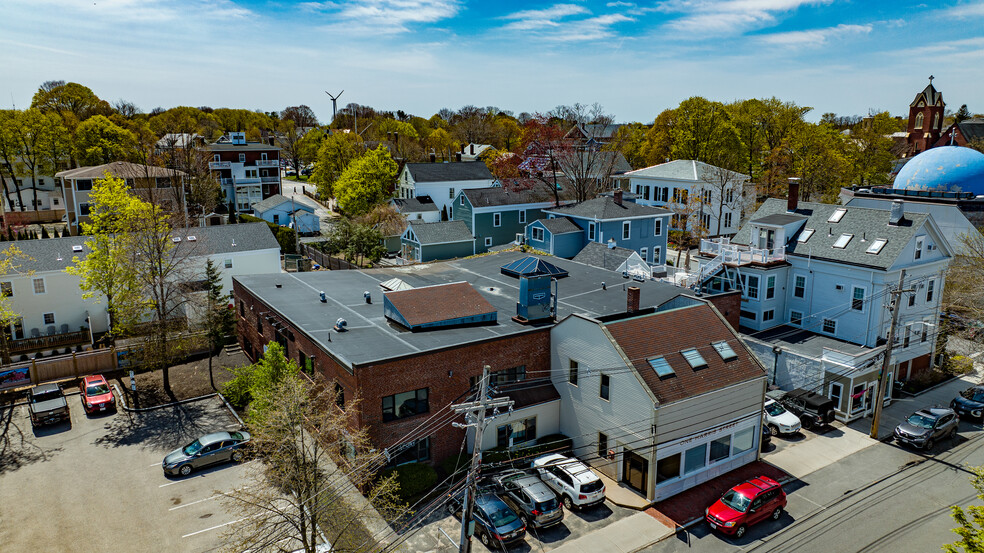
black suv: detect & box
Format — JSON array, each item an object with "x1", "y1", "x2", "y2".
[
  {"x1": 769, "y1": 388, "x2": 836, "y2": 430},
  {"x1": 951, "y1": 386, "x2": 984, "y2": 420}
]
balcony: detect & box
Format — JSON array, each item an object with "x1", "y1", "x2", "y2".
[
  {"x1": 260, "y1": 176, "x2": 280, "y2": 184},
  {"x1": 9, "y1": 329, "x2": 90, "y2": 356},
  {"x1": 256, "y1": 159, "x2": 279, "y2": 167},
  {"x1": 234, "y1": 178, "x2": 261, "y2": 185},
  {"x1": 700, "y1": 238, "x2": 785, "y2": 265},
  {"x1": 209, "y1": 161, "x2": 231, "y2": 169}
]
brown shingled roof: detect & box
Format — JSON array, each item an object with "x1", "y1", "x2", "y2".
[
  {"x1": 603, "y1": 303, "x2": 765, "y2": 405},
  {"x1": 384, "y1": 282, "x2": 496, "y2": 327}
]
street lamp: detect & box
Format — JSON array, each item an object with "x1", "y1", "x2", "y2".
[{"x1": 772, "y1": 346, "x2": 782, "y2": 387}]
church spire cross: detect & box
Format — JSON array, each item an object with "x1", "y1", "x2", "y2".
[{"x1": 929, "y1": 75, "x2": 934, "y2": 84}]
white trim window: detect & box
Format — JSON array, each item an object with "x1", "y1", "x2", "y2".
[
  {"x1": 790, "y1": 310, "x2": 803, "y2": 326},
  {"x1": 793, "y1": 275, "x2": 807, "y2": 298},
  {"x1": 588, "y1": 222, "x2": 596, "y2": 241},
  {"x1": 531, "y1": 227, "x2": 545, "y2": 242},
  {"x1": 518, "y1": 210, "x2": 526, "y2": 224},
  {"x1": 926, "y1": 279, "x2": 935, "y2": 302},
  {"x1": 654, "y1": 218, "x2": 662, "y2": 237},
  {"x1": 829, "y1": 382, "x2": 843, "y2": 412},
  {"x1": 43, "y1": 313, "x2": 56, "y2": 325},
  {"x1": 822, "y1": 318, "x2": 836, "y2": 334},
  {"x1": 654, "y1": 246, "x2": 661, "y2": 264},
  {"x1": 238, "y1": 153, "x2": 246, "y2": 163},
  {"x1": 914, "y1": 236, "x2": 924, "y2": 260},
  {"x1": 485, "y1": 237, "x2": 492, "y2": 247},
  {"x1": 493, "y1": 213, "x2": 501, "y2": 227},
  {"x1": 622, "y1": 221, "x2": 631, "y2": 240},
  {"x1": 851, "y1": 286, "x2": 865, "y2": 311},
  {"x1": 640, "y1": 247, "x2": 648, "y2": 262}
]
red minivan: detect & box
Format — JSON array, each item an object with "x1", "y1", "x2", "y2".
[{"x1": 705, "y1": 476, "x2": 786, "y2": 539}]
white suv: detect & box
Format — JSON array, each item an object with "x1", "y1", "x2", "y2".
[
  {"x1": 532, "y1": 453, "x2": 606, "y2": 510},
  {"x1": 763, "y1": 399, "x2": 802, "y2": 436}
]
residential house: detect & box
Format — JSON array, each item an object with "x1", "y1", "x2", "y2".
[
  {"x1": 697, "y1": 191, "x2": 953, "y2": 421},
  {"x1": 564, "y1": 123, "x2": 625, "y2": 150},
  {"x1": 400, "y1": 220, "x2": 475, "y2": 262},
  {"x1": 252, "y1": 194, "x2": 320, "y2": 235},
  {"x1": 551, "y1": 299, "x2": 766, "y2": 502},
  {"x1": 395, "y1": 162, "x2": 496, "y2": 219},
  {"x1": 2, "y1": 173, "x2": 66, "y2": 226},
  {"x1": 533, "y1": 191, "x2": 671, "y2": 264},
  {"x1": 231, "y1": 250, "x2": 742, "y2": 477},
  {"x1": 619, "y1": 160, "x2": 747, "y2": 236},
  {"x1": 454, "y1": 188, "x2": 558, "y2": 253},
  {"x1": 200, "y1": 132, "x2": 282, "y2": 213},
  {"x1": 525, "y1": 217, "x2": 584, "y2": 258},
  {"x1": 459, "y1": 143, "x2": 495, "y2": 162},
  {"x1": 571, "y1": 241, "x2": 650, "y2": 277},
  {"x1": 55, "y1": 161, "x2": 186, "y2": 235},
  {"x1": 1, "y1": 223, "x2": 280, "y2": 357},
  {"x1": 392, "y1": 196, "x2": 440, "y2": 223}
]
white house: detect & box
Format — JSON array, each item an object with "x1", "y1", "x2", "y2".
[
  {"x1": 252, "y1": 194, "x2": 320, "y2": 235},
  {"x1": 395, "y1": 162, "x2": 496, "y2": 219},
  {"x1": 1, "y1": 223, "x2": 281, "y2": 352},
  {"x1": 696, "y1": 194, "x2": 953, "y2": 421},
  {"x1": 391, "y1": 196, "x2": 441, "y2": 223},
  {"x1": 619, "y1": 160, "x2": 747, "y2": 236},
  {"x1": 550, "y1": 299, "x2": 767, "y2": 502}
]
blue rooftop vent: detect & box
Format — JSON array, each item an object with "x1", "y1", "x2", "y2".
[{"x1": 500, "y1": 256, "x2": 568, "y2": 279}]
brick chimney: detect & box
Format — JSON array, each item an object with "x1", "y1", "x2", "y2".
[
  {"x1": 787, "y1": 178, "x2": 800, "y2": 212},
  {"x1": 614, "y1": 190, "x2": 623, "y2": 206},
  {"x1": 627, "y1": 286, "x2": 640, "y2": 313}
]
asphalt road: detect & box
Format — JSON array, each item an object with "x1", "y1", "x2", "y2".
[{"x1": 645, "y1": 420, "x2": 984, "y2": 553}]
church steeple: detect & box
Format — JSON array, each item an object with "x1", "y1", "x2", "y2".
[{"x1": 906, "y1": 77, "x2": 945, "y2": 157}]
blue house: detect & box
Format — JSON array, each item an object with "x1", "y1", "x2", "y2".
[
  {"x1": 400, "y1": 220, "x2": 475, "y2": 263},
  {"x1": 530, "y1": 191, "x2": 672, "y2": 264},
  {"x1": 525, "y1": 217, "x2": 583, "y2": 258},
  {"x1": 454, "y1": 188, "x2": 559, "y2": 254},
  {"x1": 252, "y1": 194, "x2": 320, "y2": 235}
]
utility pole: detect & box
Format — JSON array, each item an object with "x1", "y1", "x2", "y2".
[
  {"x1": 871, "y1": 269, "x2": 914, "y2": 439},
  {"x1": 451, "y1": 365, "x2": 514, "y2": 553}
]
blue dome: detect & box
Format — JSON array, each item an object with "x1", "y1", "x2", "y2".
[{"x1": 893, "y1": 146, "x2": 984, "y2": 195}]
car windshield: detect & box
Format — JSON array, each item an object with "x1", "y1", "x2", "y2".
[
  {"x1": 720, "y1": 489, "x2": 751, "y2": 512},
  {"x1": 229, "y1": 431, "x2": 244, "y2": 441},
  {"x1": 580, "y1": 480, "x2": 604, "y2": 493},
  {"x1": 963, "y1": 389, "x2": 984, "y2": 402},
  {"x1": 86, "y1": 384, "x2": 110, "y2": 396},
  {"x1": 183, "y1": 439, "x2": 204, "y2": 455},
  {"x1": 765, "y1": 402, "x2": 786, "y2": 416},
  {"x1": 536, "y1": 498, "x2": 559, "y2": 512},
  {"x1": 906, "y1": 414, "x2": 936, "y2": 429},
  {"x1": 487, "y1": 506, "x2": 519, "y2": 528}
]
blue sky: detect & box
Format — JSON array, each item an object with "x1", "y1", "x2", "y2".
[{"x1": 2, "y1": 0, "x2": 983, "y2": 124}]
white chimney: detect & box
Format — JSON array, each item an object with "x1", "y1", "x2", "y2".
[{"x1": 889, "y1": 200, "x2": 904, "y2": 226}]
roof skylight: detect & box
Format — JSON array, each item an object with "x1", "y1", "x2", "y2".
[
  {"x1": 828, "y1": 208, "x2": 847, "y2": 223},
  {"x1": 833, "y1": 234, "x2": 853, "y2": 249},
  {"x1": 866, "y1": 238, "x2": 888, "y2": 255},
  {"x1": 712, "y1": 341, "x2": 738, "y2": 362},
  {"x1": 648, "y1": 357, "x2": 675, "y2": 377},
  {"x1": 681, "y1": 348, "x2": 708, "y2": 369},
  {"x1": 797, "y1": 228, "x2": 815, "y2": 243}
]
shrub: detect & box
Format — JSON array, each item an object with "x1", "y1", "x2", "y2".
[
  {"x1": 439, "y1": 453, "x2": 470, "y2": 479},
  {"x1": 239, "y1": 213, "x2": 297, "y2": 254},
  {"x1": 482, "y1": 434, "x2": 574, "y2": 465},
  {"x1": 384, "y1": 462, "x2": 438, "y2": 502},
  {"x1": 952, "y1": 355, "x2": 975, "y2": 375}
]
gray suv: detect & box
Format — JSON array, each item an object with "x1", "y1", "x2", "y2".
[
  {"x1": 487, "y1": 470, "x2": 564, "y2": 529},
  {"x1": 894, "y1": 407, "x2": 959, "y2": 450}
]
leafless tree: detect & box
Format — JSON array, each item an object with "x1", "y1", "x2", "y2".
[
  {"x1": 221, "y1": 374, "x2": 401, "y2": 553},
  {"x1": 698, "y1": 163, "x2": 746, "y2": 236},
  {"x1": 112, "y1": 99, "x2": 140, "y2": 119},
  {"x1": 944, "y1": 230, "x2": 984, "y2": 321}
]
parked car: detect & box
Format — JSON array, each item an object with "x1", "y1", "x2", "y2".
[
  {"x1": 532, "y1": 453, "x2": 606, "y2": 510},
  {"x1": 706, "y1": 476, "x2": 786, "y2": 539},
  {"x1": 769, "y1": 388, "x2": 836, "y2": 430},
  {"x1": 763, "y1": 399, "x2": 801, "y2": 436},
  {"x1": 162, "y1": 431, "x2": 251, "y2": 476},
  {"x1": 79, "y1": 374, "x2": 116, "y2": 414},
  {"x1": 893, "y1": 407, "x2": 959, "y2": 450},
  {"x1": 27, "y1": 383, "x2": 69, "y2": 427},
  {"x1": 486, "y1": 469, "x2": 564, "y2": 529},
  {"x1": 446, "y1": 491, "x2": 526, "y2": 548},
  {"x1": 951, "y1": 386, "x2": 984, "y2": 420}
]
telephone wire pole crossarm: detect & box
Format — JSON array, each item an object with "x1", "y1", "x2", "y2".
[{"x1": 450, "y1": 365, "x2": 514, "y2": 553}]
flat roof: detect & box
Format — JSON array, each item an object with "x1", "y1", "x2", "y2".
[
  {"x1": 745, "y1": 325, "x2": 869, "y2": 358},
  {"x1": 235, "y1": 250, "x2": 693, "y2": 368}
]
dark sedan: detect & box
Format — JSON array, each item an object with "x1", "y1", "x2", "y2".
[
  {"x1": 951, "y1": 387, "x2": 984, "y2": 420},
  {"x1": 162, "y1": 431, "x2": 250, "y2": 476}
]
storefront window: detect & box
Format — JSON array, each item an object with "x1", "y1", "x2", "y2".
[
  {"x1": 684, "y1": 444, "x2": 707, "y2": 474},
  {"x1": 709, "y1": 435, "x2": 731, "y2": 463},
  {"x1": 656, "y1": 453, "x2": 681, "y2": 484},
  {"x1": 733, "y1": 427, "x2": 754, "y2": 454}
]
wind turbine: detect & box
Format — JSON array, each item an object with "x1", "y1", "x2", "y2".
[{"x1": 325, "y1": 90, "x2": 344, "y2": 123}]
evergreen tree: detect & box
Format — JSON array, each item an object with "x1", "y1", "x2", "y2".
[
  {"x1": 203, "y1": 258, "x2": 235, "y2": 389},
  {"x1": 228, "y1": 201, "x2": 237, "y2": 224}
]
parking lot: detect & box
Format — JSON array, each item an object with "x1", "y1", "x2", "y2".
[
  {"x1": 401, "y1": 491, "x2": 637, "y2": 552},
  {"x1": 0, "y1": 393, "x2": 251, "y2": 553}
]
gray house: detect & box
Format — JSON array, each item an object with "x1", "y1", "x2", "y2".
[
  {"x1": 400, "y1": 220, "x2": 475, "y2": 263},
  {"x1": 454, "y1": 188, "x2": 558, "y2": 254}
]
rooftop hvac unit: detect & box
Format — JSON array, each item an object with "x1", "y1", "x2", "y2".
[{"x1": 516, "y1": 275, "x2": 555, "y2": 322}]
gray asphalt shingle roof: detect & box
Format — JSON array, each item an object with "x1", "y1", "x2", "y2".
[
  {"x1": 406, "y1": 221, "x2": 474, "y2": 245},
  {"x1": 622, "y1": 159, "x2": 748, "y2": 183},
  {"x1": 462, "y1": 188, "x2": 555, "y2": 207},
  {"x1": 571, "y1": 241, "x2": 636, "y2": 271},
  {"x1": 252, "y1": 194, "x2": 314, "y2": 213},
  {"x1": 393, "y1": 197, "x2": 439, "y2": 213},
  {"x1": 405, "y1": 162, "x2": 493, "y2": 183},
  {"x1": 733, "y1": 198, "x2": 932, "y2": 270},
  {"x1": 544, "y1": 196, "x2": 671, "y2": 220},
  {"x1": 56, "y1": 161, "x2": 186, "y2": 180},
  {"x1": 534, "y1": 217, "x2": 581, "y2": 235}
]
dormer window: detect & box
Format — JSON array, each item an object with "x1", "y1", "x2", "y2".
[
  {"x1": 798, "y1": 228, "x2": 815, "y2": 243},
  {"x1": 833, "y1": 234, "x2": 853, "y2": 249},
  {"x1": 828, "y1": 208, "x2": 847, "y2": 223}
]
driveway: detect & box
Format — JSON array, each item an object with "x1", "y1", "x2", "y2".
[{"x1": 0, "y1": 394, "x2": 251, "y2": 553}]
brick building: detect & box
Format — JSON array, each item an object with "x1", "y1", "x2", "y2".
[{"x1": 233, "y1": 251, "x2": 741, "y2": 466}]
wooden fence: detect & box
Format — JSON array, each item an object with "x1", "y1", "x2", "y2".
[
  {"x1": 0, "y1": 348, "x2": 119, "y2": 391},
  {"x1": 302, "y1": 244, "x2": 358, "y2": 271}
]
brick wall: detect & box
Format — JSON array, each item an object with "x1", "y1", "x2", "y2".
[{"x1": 706, "y1": 290, "x2": 741, "y2": 330}]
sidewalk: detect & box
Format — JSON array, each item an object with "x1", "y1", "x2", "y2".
[
  {"x1": 545, "y1": 512, "x2": 674, "y2": 553},
  {"x1": 764, "y1": 424, "x2": 878, "y2": 478}
]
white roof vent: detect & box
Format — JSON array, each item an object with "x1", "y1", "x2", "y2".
[
  {"x1": 72, "y1": 245, "x2": 83, "y2": 252},
  {"x1": 172, "y1": 237, "x2": 181, "y2": 243},
  {"x1": 187, "y1": 235, "x2": 197, "y2": 241}
]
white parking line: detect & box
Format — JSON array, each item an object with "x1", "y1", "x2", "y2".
[
  {"x1": 182, "y1": 518, "x2": 243, "y2": 538},
  {"x1": 169, "y1": 493, "x2": 222, "y2": 511},
  {"x1": 160, "y1": 475, "x2": 205, "y2": 488}
]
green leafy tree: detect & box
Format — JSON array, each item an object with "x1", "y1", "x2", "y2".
[
  {"x1": 945, "y1": 466, "x2": 984, "y2": 553},
  {"x1": 790, "y1": 122, "x2": 851, "y2": 201},
  {"x1": 202, "y1": 258, "x2": 235, "y2": 389},
  {"x1": 31, "y1": 81, "x2": 113, "y2": 125},
  {"x1": 847, "y1": 112, "x2": 899, "y2": 186},
  {"x1": 0, "y1": 245, "x2": 31, "y2": 363},
  {"x1": 73, "y1": 115, "x2": 138, "y2": 165},
  {"x1": 670, "y1": 96, "x2": 741, "y2": 164},
  {"x1": 13, "y1": 109, "x2": 70, "y2": 212},
  {"x1": 333, "y1": 145, "x2": 397, "y2": 216},
  {"x1": 221, "y1": 342, "x2": 298, "y2": 421},
  {"x1": 311, "y1": 131, "x2": 361, "y2": 199}
]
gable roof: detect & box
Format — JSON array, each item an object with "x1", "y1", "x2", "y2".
[
  {"x1": 544, "y1": 196, "x2": 671, "y2": 220},
  {"x1": 404, "y1": 162, "x2": 493, "y2": 183},
  {"x1": 567, "y1": 123, "x2": 624, "y2": 140},
  {"x1": 571, "y1": 241, "x2": 636, "y2": 271},
  {"x1": 252, "y1": 194, "x2": 314, "y2": 213},
  {"x1": 911, "y1": 83, "x2": 943, "y2": 107},
  {"x1": 405, "y1": 220, "x2": 474, "y2": 245},
  {"x1": 462, "y1": 187, "x2": 555, "y2": 208},
  {"x1": 533, "y1": 217, "x2": 581, "y2": 235},
  {"x1": 393, "y1": 196, "x2": 439, "y2": 213},
  {"x1": 603, "y1": 303, "x2": 765, "y2": 405},
  {"x1": 56, "y1": 161, "x2": 186, "y2": 180},
  {"x1": 384, "y1": 282, "x2": 496, "y2": 329},
  {"x1": 14, "y1": 222, "x2": 279, "y2": 273},
  {"x1": 623, "y1": 159, "x2": 748, "y2": 183},
  {"x1": 156, "y1": 133, "x2": 202, "y2": 149},
  {"x1": 570, "y1": 151, "x2": 633, "y2": 178},
  {"x1": 955, "y1": 119, "x2": 984, "y2": 143},
  {"x1": 733, "y1": 198, "x2": 936, "y2": 270}
]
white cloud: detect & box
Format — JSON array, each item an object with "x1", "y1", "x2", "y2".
[
  {"x1": 759, "y1": 23, "x2": 872, "y2": 47},
  {"x1": 498, "y1": 4, "x2": 632, "y2": 41},
  {"x1": 4, "y1": 0, "x2": 252, "y2": 23},
  {"x1": 943, "y1": 1, "x2": 984, "y2": 18},
  {"x1": 659, "y1": 0, "x2": 833, "y2": 36},
  {"x1": 500, "y1": 4, "x2": 591, "y2": 30}
]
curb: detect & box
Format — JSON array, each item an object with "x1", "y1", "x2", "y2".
[{"x1": 111, "y1": 384, "x2": 246, "y2": 429}]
